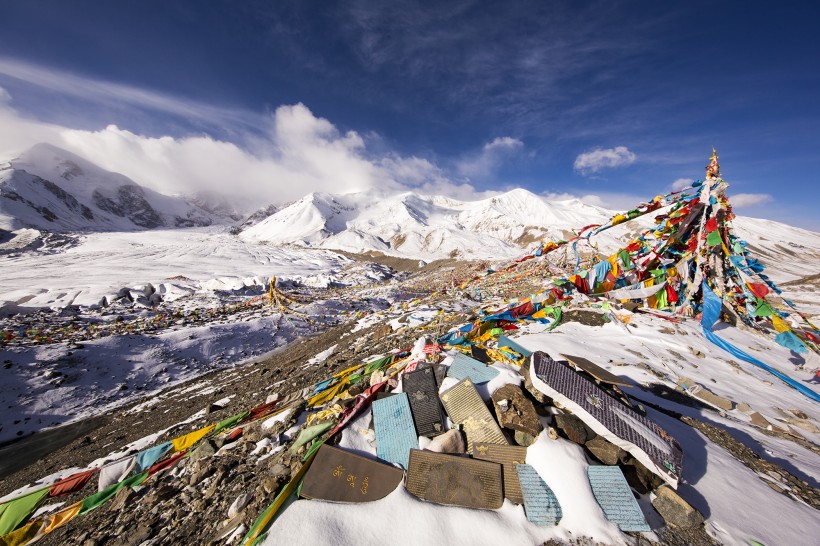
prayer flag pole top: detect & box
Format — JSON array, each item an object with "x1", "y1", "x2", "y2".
[{"x1": 705, "y1": 148, "x2": 720, "y2": 179}]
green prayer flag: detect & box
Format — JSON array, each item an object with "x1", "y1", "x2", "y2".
[
  {"x1": 289, "y1": 422, "x2": 333, "y2": 454},
  {"x1": 0, "y1": 487, "x2": 49, "y2": 536},
  {"x1": 753, "y1": 298, "x2": 774, "y2": 318},
  {"x1": 79, "y1": 472, "x2": 148, "y2": 515},
  {"x1": 212, "y1": 411, "x2": 250, "y2": 436},
  {"x1": 706, "y1": 230, "x2": 722, "y2": 247}
]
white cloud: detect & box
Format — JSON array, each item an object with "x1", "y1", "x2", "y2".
[
  {"x1": 730, "y1": 193, "x2": 773, "y2": 208},
  {"x1": 0, "y1": 85, "x2": 10, "y2": 103},
  {"x1": 483, "y1": 136, "x2": 523, "y2": 152},
  {"x1": 457, "y1": 136, "x2": 523, "y2": 178},
  {"x1": 574, "y1": 146, "x2": 636, "y2": 175},
  {"x1": 0, "y1": 99, "x2": 492, "y2": 211},
  {"x1": 671, "y1": 177, "x2": 693, "y2": 191}
]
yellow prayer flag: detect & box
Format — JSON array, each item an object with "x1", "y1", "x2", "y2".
[{"x1": 171, "y1": 424, "x2": 216, "y2": 452}]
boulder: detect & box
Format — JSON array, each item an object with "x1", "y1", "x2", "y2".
[
  {"x1": 585, "y1": 435, "x2": 624, "y2": 465},
  {"x1": 554, "y1": 412, "x2": 589, "y2": 445},
  {"x1": 491, "y1": 384, "x2": 543, "y2": 437},
  {"x1": 652, "y1": 485, "x2": 704, "y2": 528}
]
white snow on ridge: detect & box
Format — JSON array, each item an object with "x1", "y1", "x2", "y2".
[{"x1": 239, "y1": 189, "x2": 614, "y2": 260}]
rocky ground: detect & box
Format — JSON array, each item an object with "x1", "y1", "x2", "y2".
[{"x1": 0, "y1": 259, "x2": 817, "y2": 546}]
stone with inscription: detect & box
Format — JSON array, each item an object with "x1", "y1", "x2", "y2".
[
  {"x1": 531, "y1": 351, "x2": 683, "y2": 488},
  {"x1": 516, "y1": 464, "x2": 562, "y2": 525},
  {"x1": 403, "y1": 367, "x2": 445, "y2": 437},
  {"x1": 372, "y1": 392, "x2": 419, "y2": 469},
  {"x1": 440, "y1": 378, "x2": 508, "y2": 454},
  {"x1": 446, "y1": 353, "x2": 500, "y2": 384},
  {"x1": 300, "y1": 445, "x2": 404, "y2": 503},
  {"x1": 587, "y1": 465, "x2": 650, "y2": 531},
  {"x1": 472, "y1": 442, "x2": 527, "y2": 504},
  {"x1": 405, "y1": 449, "x2": 503, "y2": 510}
]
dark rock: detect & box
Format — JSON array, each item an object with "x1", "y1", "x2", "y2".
[
  {"x1": 585, "y1": 435, "x2": 624, "y2": 465},
  {"x1": 620, "y1": 455, "x2": 663, "y2": 494},
  {"x1": 652, "y1": 485, "x2": 705, "y2": 528},
  {"x1": 491, "y1": 384, "x2": 543, "y2": 437},
  {"x1": 553, "y1": 412, "x2": 589, "y2": 445}
]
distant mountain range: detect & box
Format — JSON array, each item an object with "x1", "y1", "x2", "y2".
[
  {"x1": 0, "y1": 143, "x2": 228, "y2": 232},
  {"x1": 2, "y1": 143, "x2": 819, "y2": 274},
  {"x1": 238, "y1": 189, "x2": 612, "y2": 259}
]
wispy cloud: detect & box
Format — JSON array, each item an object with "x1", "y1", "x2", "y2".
[
  {"x1": 574, "y1": 146, "x2": 636, "y2": 175},
  {"x1": 730, "y1": 193, "x2": 773, "y2": 208},
  {"x1": 0, "y1": 57, "x2": 258, "y2": 132}
]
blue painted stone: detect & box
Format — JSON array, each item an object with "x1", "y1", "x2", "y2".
[
  {"x1": 588, "y1": 465, "x2": 651, "y2": 532},
  {"x1": 372, "y1": 392, "x2": 419, "y2": 469},
  {"x1": 446, "y1": 352, "x2": 500, "y2": 384},
  {"x1": 516, "y1": 464, "x2": 562, "y2": 526}
]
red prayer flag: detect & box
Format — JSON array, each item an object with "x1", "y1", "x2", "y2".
[
  {"x1": 748, "y1": 283, "x2": 769, "y2": 298},
  {"x1": 48, "y1": 468, "x2": 97, "y2": 497}
]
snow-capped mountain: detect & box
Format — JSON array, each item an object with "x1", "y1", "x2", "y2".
[
  {"x1": 239, "y1": 189, "x2": 614, "y2": 259},
  {"x1": 0, "y1": 143, "x2": 222, "y2": 231}
]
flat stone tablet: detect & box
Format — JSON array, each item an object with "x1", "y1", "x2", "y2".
[
  {"x1": 531, "y1": 351, "x2": 683, "y2": 488},
  {"x1": 587, "y1": 466, "x2": 650, "y2": 532},
  {"x1": 498, "y1": 335, "x2": 532, "y2": 357},
  {"x1": 516, "y1": 464, "x2": 562, "y2": 526},
  {"x1": 472, "y1": 442, "x2": 527, "y2": 504},
  {"x1": 439, "y1": 378, "x2": 508, "y2": 454},
  {"x1": 300, "y1": 444, "x2": 404, "y2": 503},
  {"x1": 403, "y1": 367, "x2": 445, "y2": 437},
  {"x1": 446, "y1": 353, "x2": 500, "y2": 384},
  {"x1": 372, "y1": 393, "x2": 419, "y2": 469},
  {"x1": 560, "y1": 354, "x2": 632, "y2": 387},
  {"x1": 405, "y1": 449, "x2": 503, "y2": 510}
]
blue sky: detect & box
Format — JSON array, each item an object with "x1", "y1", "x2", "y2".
[{"x1": 0, "y1": 1, "x2": 818, "y2": 228}]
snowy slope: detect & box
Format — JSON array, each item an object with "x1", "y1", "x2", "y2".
[
  {"x1": 0, "y1": 143, "x2": 220, "y2": 231},
  {"x1": 240, "y1": 189, "x2": 612, "y2": 259}
]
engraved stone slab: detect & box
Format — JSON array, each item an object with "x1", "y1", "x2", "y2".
[
  {"x1": 516, "y1": 464, "x2": 562, "y2": 526},
  {"x1": 491, "y1": 384, "x2": 543, "y2": 437},
  {"x1": 372, "y1": 393, "x2": 419, "y2": 469},
  {"x1": 531, "y1": 351, "x2": 683, "y2": 488},
  {"x1": 587, "y1": 466, "x2": 650, "y2": 531},
  {"x1": 560, "y1": 354, "x2": 632, "y2": 387},
  {"x1": 439, "y1": 378, "x2": 508, "y2": 454},
  {"x1": 405, "y1": 449, "x2": 503, "y2": 509},
  {"x1": 403, "y1": 367, "x2": 445, "y2": 437},
  {"x1": 498, "y1": 335, "x2": 532, "y2": 357},
  {"x1": 472, "y1": 443, "x2": 527, "y2": 504},
  {"x1": 446, "y1": 353, "x2": 500, "y2": 384},
  {"x1": 301, "y1": 444, "x2": 404, "y2": 503}
]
